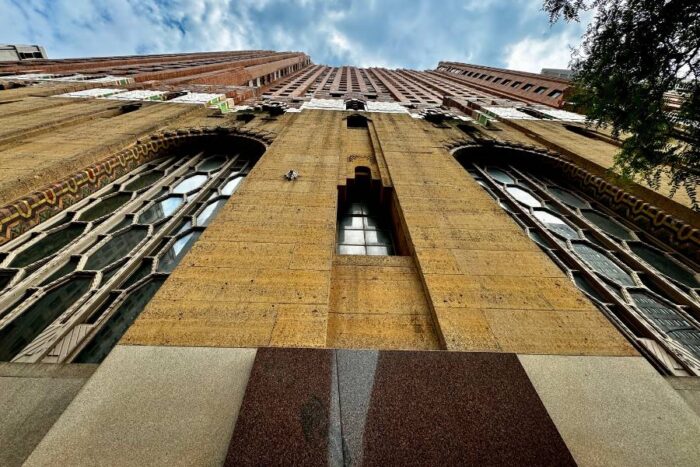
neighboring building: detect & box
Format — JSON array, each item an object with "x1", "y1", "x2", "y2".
[
  {"x1": 0, "y1": 50, "x2": 699, "y2": 466},
  {"x1": 0, "y1": 44, "x2": 47, "y2": 62},
  {"x1": 437, "y1": 61, "x2": 572, "y2": 107},
  {"x1": 541, "y1": 67, "x2": 576, "y2": 80}
]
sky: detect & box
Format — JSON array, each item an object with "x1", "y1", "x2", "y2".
[{"x1": 1, "y1": 0, "x2": 591, "y2": 72}]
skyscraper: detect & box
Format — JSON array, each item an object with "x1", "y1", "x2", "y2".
[{"x1": 1, "y1": 50, "x2": 699, "y2": 466}]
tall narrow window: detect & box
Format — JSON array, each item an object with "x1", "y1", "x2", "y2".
[
  {"x1": 336, "y1": 167, "x2": 403, "y2": 256},
  {"x1": 458, "y1": 156, "x2": 700, "y2": 376},
  {"x1": 0, "y1": 142, "x2": 261, "y2": 363}
]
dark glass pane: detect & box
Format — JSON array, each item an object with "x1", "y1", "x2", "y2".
[
  {"x1": 630, "y1": 291, "x2": 700, "y2": 358},
  {"x1": 123, "y1": 170, "x2": 165, "y2": 191},
  {"x1": 506, "y1": 186, "x2": 541, "y2": 208},
  {"x1": 528, "y1": 229, "x2": 550, "y2": 248},
  {"x1": 197, "y1": 156, "x2": 227, "y2": 172},
  {"x1": 548, "y1": 187, "x2": 588, "y2": 208},
  {"x1": 85, "y1": 227, "x2": 149, "y2": 270},
  {"x1": 121, "y1": 259, "x2": 154, "y2": 289},
  {"x1": 173, "y1": 174, "x2": 207, "y2": 194},
  {"x1": 0, "y1": 271, "x2": 15, "y2": 290},
  {"x1": 0, "y1": 276, "x2": 92, "y2": 361},
  {"x1": 137, "y1": 196, "x2": 183, "y2": 224},
  {"x1": 486, "y1": 168, "x2": 514, "y2": 184},
  {"x1": 572, "y1": 272, "x2": 607, "y2": 302},
  {"x1": 533, "y1": 210, "x2": 580, "y2": 239},
  {"x1": 346, "y1": 203, "x2": 366, "y2": 215},
  {"x1": 582, "y1": 211, "x2": 634, "y2": 240},
  {"x1": 74, "y1": 278, "x2": 165, "y2": 363},
  {"x1": 196, "y1": 199, "x2": 225, "y2": 226},
  {"x1": 10, "y1": 224, "x2": 85, "y2": 268},
  {"x1": 572, "y1": 243, "x2": 635, "y2": 286},
  {"x1": 157, "y1": 232, "x2": 201, "y2": 273},
  {"x1": 79, "y1": 193, "x2": 132, "y2": 221},
  {"x1": 101, "y1": 264, "x2": 123, "y2": 284},
  {"x1": 41, "y1": 258, "x2": 79, "y2": 286},
  {"x1": 629, "y1": 244, "x2": 699, "y2": 289},
  {"x1": 109, "y1": 215, "x2": 133, "y2": 233}
]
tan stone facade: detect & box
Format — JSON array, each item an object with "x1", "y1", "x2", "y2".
[
  {"x1": 0, "y1": 95, "x2": 691, "y2": 356},
  {"x1": 1, "y1": 51, "x2": 699, "y2": 466}
]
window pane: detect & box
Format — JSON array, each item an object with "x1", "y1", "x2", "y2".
[
  {"x1": 365, "y1": 229, "x2": 391, "y2": 245},
  {"x1": 367, "y1": 245, "x2": 392, "y2": 256},
  {"x1": 124, "y1": 170, "x2": 165, "y2": 191},
  {"x1": 630, "y1": 244, "x2": 699, "y2": 289},
  {"x1": 582, "y1": 211, "x2": 634, "y2": 240},
  {"x1": 80, "y1": 193, "x2": 132, "y2": 221},
  {"x1": 486, "y1": 168, "x2": 514, "y2": 184},
  {"x1": 158, "y1": 232, "x2": 202, "y2": 273},
  {"x1": 173, "y1": 174, "x2": 207, "y2": 194},
  {"x1": 0, "y1": 276, "x2": 92, "y2": 361},
  {"x1": 196, "y1": 200, "x2": 226, "y2": 226},
  {"x1": 506, "y1": 186, "x2": 541, "y2": 208},
  {"x1": 74, "y1": 278, "x2": 166, "y2": 363},
  {"x1": 338, "y1": 229, "x2": 365, "y2": 245},
  {"x1": 10, "y1": 224, "x2": 85, "y2": 268},
  {"x1": 572, "y1": 243, "x2": 635, "y2": 287},
  {"x1": 533, "y1": 210, "x2": 580, "y2": 239},
  {"x1": 0, "y1": 149, "x2": 255, "y2": 364},
  {"x1": 85, "y1": 227, "x2": 149, "y2": 270},
  {"x1": 221, "y1": 177, "x2": 243, "y2": 195},
  {"x1": 548, "y1": 186, "x2": 588, "y2": 208},
  {"x1": 339, "y1": 216, "x2": 364, "y2": 229},
  {"x1": 197, "y1": 156, "x2": 227, "y2": 172},
  {"x1": 138, "y1": 196, "x2": 183, "y2": 224},
  {"x1": 338, "y1": 245, "x2": 366, "y2": 255}
]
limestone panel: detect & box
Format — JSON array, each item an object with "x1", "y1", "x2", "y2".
[
  {"x1": 371, "y1": 112, "x2": 636, "y2": 356},
  {"x1": 328, "y1": 255, "x2": 439, "y2": 350},
  {"x1": 124, "y1": 111, "x2": 343, "y2": 348}
]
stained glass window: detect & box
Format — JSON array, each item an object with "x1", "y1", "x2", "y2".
[
  {"x1": 0, "y1": 151, "x2": 252, "y2": 363},
  {"x1": 464, "y1": 161, "x2": 700, "y2": 376}
]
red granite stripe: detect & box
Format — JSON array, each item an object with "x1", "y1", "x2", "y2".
[
  {"x1": 360, "y1": 351, "x2": 576, "y2": 466},
  {"x1": 224, "y1": 348, "x2": 333, "y2": 466}
]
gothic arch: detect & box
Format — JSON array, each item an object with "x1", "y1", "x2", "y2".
[
  {"x1": 450, "y1": 142, "x2": 700, "y2": 261},
  {"x1": 0, "y1": 127, "x2": 270, "y2": 245},
  {"x1": 451, "y1": 142, "x2": 700, "y2": 375},
  {"x1": 0, "y1": 128, "x2": 267, "y2": 364}
]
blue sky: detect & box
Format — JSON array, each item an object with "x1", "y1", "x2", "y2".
[{"x1": 1, "y1": 0, "x2": 590, "y2": 72}]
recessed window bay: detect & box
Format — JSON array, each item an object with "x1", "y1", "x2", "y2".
[{"x1": 0, "y1": 142, "x2": 261, "y2": 364}]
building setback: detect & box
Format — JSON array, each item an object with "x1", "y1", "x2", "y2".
[{"x1": 0, "y1": 50, "x2": 699, "y2": 466}]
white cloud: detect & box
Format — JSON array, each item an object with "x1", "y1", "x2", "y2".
[
  {"x1": 503, "y1": 31, "x2": 583, "y2": 73},
  {"x1": 0, "y1": 0, "x2": 590, "y2": 71}
]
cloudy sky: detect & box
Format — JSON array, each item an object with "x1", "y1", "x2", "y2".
[{"x1": 2, "y1": 0, "x2": 590, "y2": 72}]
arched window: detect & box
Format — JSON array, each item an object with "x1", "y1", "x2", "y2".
[
  {"x1": 345, "y1": 99, "x2": 366, "y2": 111},
  {"x1": 456, "y1": 149, "x2": 700, "y2": 376},
  {"x1": 0, "y1": 137, "x2": 263, "y2": 364}
]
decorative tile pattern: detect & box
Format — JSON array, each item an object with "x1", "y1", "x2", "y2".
[
  {"x1": 448, "y1": 141, "x2": 700, "y2": 262},
  {"x1": 0, "y1": 127, "x2": 272, "y2": 245}
]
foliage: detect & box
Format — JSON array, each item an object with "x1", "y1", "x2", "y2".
[{"x1": 544, "y1": 0, "x2": 700, "y2": 210}]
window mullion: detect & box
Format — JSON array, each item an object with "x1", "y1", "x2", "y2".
[
  {"x1": 14, "y1": 155, "x2": 244, "y2": 363},
  {"x1": 473, "y1": 163, "x2": 700, "y2": 375}
]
